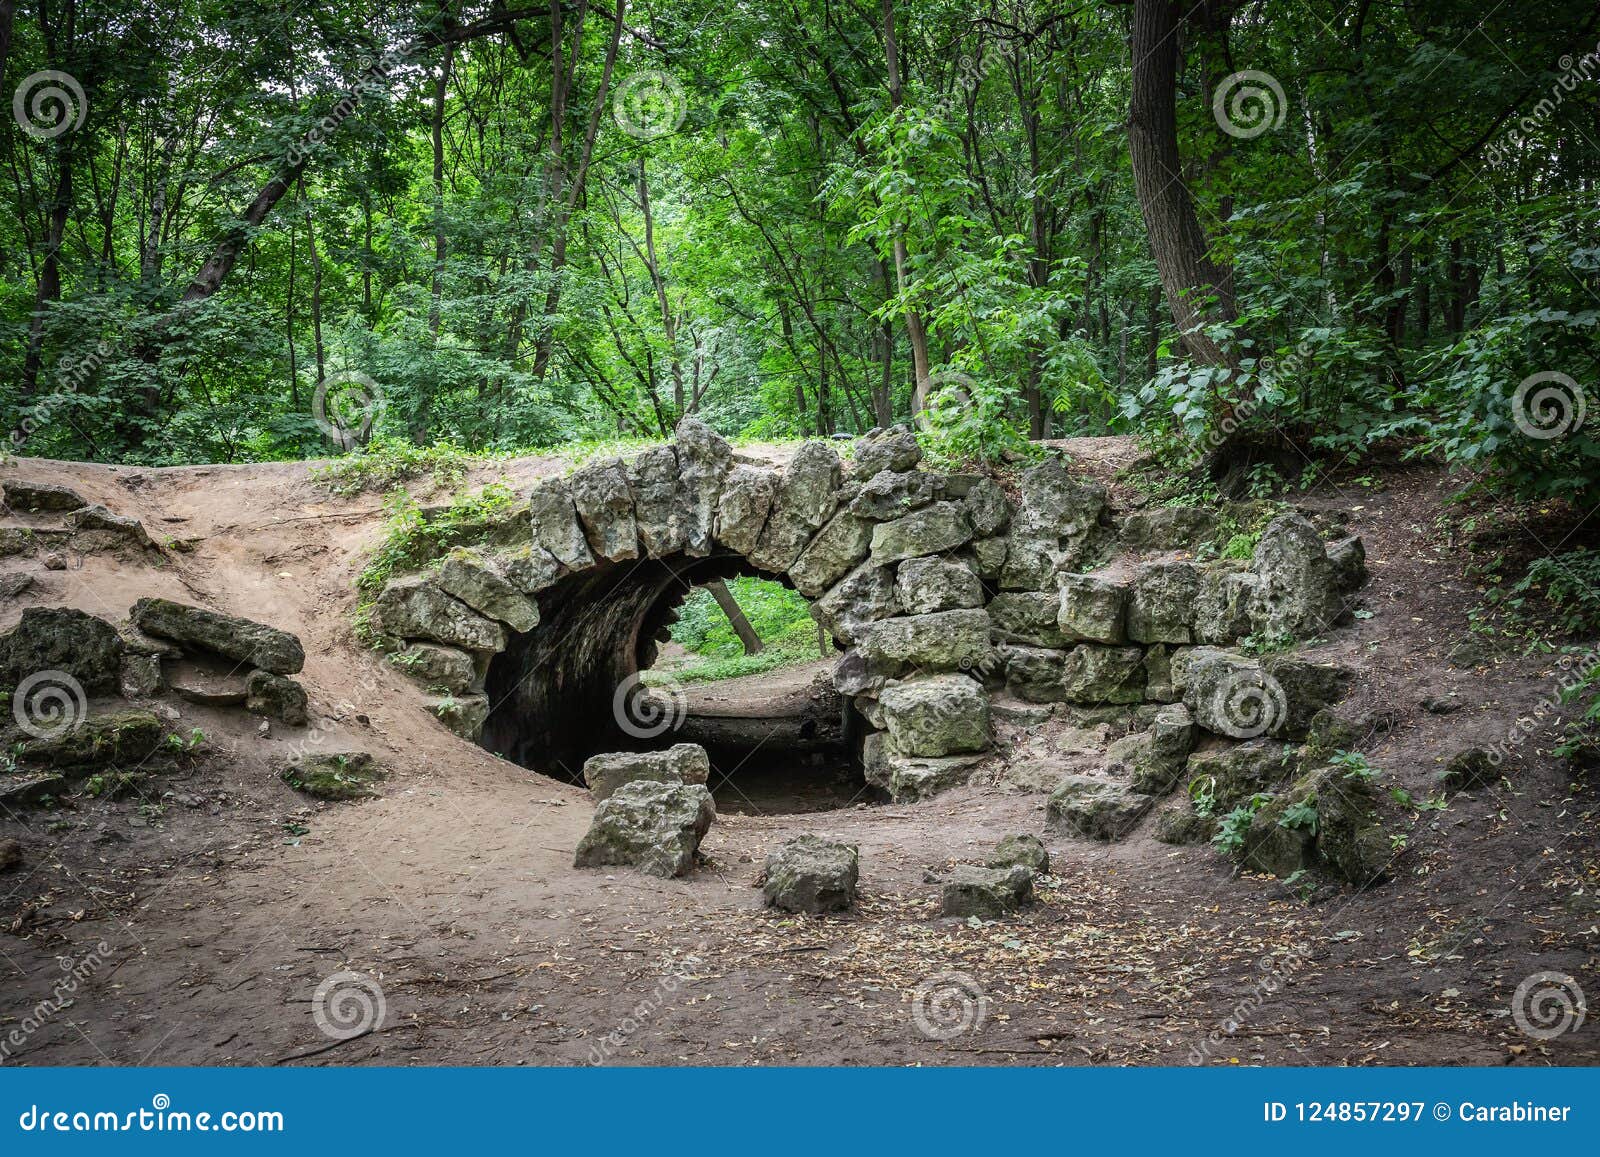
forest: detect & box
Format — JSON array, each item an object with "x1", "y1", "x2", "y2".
[{"x1": 1, "y1": 0, "x2": 1597, "y2": 500}]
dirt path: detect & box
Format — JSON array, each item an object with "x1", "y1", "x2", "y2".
[{"x1": 0, "y1": 445, "x2": 1595, "y2": 1067}]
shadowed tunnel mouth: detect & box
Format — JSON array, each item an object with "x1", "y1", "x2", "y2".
[{"x1": 478, "y1": 551, "x2": 866, "y2": 815}]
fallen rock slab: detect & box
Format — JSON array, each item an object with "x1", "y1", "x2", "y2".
[
  {"x1": 3, "y1": 481, "x2": 86, "y2": 512},
  {"x1": 246, "y1": 670, "x2": 310, "y2": 727},
  {"x1": 940, "y1": 864, "x2": 1034, "y2": 918},
  {"x1": 988, "y1": 833, "x2": 1050, "y2": 874},
  {"x1": 573, "y1": 780, "x2": 716, "y2": 878},
  {"x1": 763, "y1": 834, "x2": 859, "y2": 913},
  {"x1": 132, "y1": 597, "x2": 305, "y2": 675},
  {"x1": 15, "y1": 709, "x2": 163, "y2": 769},
  {"x1": 1046, "y1": 775, "x2": 1153, "y2": 841},
  {"x1": 583, "y1": 743, "x2": 711, "y2": 802}
]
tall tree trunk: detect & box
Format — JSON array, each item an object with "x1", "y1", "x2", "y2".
[
  {"x1": 881, "y1": 0, "x2": 932, "y2": 413},
  {"x1": 705, "y1": 581, "x2": 763, "y2": 655},
  {"x1": 1127, "y1": 0, "x2": 1236, "y2": 370},
  {"x1": 428, "y1": 44, "x2": 455, "y2": 340}
]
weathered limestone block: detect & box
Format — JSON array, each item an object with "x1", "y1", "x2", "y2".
[
  {"x1": 626, "y1": 445, "x2": 687, "y2": 557},
  {"x1": 1001, "y1": 458, "x2": 1106, "y2": 590},
  {"x1": 674, "y1": 417, "x2": 734, "y2": 556},
  {"x1": 573, "y1": 780, "x2": 716, "y2": 878},
  {"x1": 811, "y1": 562, "x2": 900, "y2": 646},
  {"x1": 858, "y1": 609, "x2": 993, "y2": 674},
  {"x1": 2, "y1": 481, "x2": 86, "y2": 512},
  {"x1": 1184, "y1": 739, "x2": 1297, "y2": 812},
  {"x1": 245, "y1": 670, "x2": 310, "y2": 727},
  {"x1": 500, "y1": 543, "x2": 566, "y2": 596},
  {"x1": 749, "y1": 442, "x2": 842, "y2": 573},
  {"x1": 1250, "y1": 513, "x2": 1347, "y2": 641},
  {"x1": 1179, "y1": 647, "x2": 1352, "y2": 741},
  {"x1": 987, "y1": 590, "x2": 1070, "y2": 648},
  {"x1": 1000, "y1": 644, "x2": 1067, "y2": 703},
  {"x1": 436, "y1": 551, "x2": 540, "y2": 632},
  {"x1": 582, "y1": 743, "x2": 711, "y2": 802},
  {"x1": 15, "y1": 709, "x2": 162, "y2": 768},
  {"x1": 68, "y1": 505, "x2": 154, "y2": 551},
  {"x1": 961, "y1": 476, "x2": 1012, "y2": 537},
  {"x1": 528, "y1": 478, "x2": 595, "y2": 570},
  {"x1": 850, "y1": 425, "x2": 921, "y2": 478},
  {"x1": 789, "y1": 510, "x2": 872, "y2": 597},
  {"x1": 1059, "y1": 645, "x2": 1145, "y2": 704},
  {"x1": 1046, "y1": 775, "x2": 1153, "y2": 841},
  {"x1": 281, "y1": 752, "x2": 385, "y2": 800},
  {"x1": 714, "y1": 465, "x2": 778, "y2": 555},
  {"x1": 0, "y1": 607, "x2": 124, "y2": 695},
  {"x1": 430, "y1": 693, "x2": 490, "y2": 739},
  {"x1": 869, "y1": 501, "x2": 972, "y2": 564},
  {"x1": 1118, "y1": 505, "x2": 1217, "y2": 553},
  {"x1": 940, "y1": 864, "x2": 1034, "y2": 918},
  {"x1": 1057, "y1": 572, "x2": 1128, "y2": 644},
  {"x1": 848, "y1": 470, "x2": 938, "y2": 521},
  {"x1": 879, "y1": 673, "x2": 990, "y2": 757},
  {"x1": 375, "y1": 579, "x2": 508, "y2": 654},
  {"x1": 895, "y1": 557, "x2": 983, "y2": 614},
  {"x1": 1127, "y1": 561, "x2": 1200, "y2": 644},
  {"x1": 966, "y1": 535, "x2": 1009, "y2": 580},
  {"x1": 988, "y1": 833, "x2": 1049, "y2": 874},
  {"x1": 131, "y1": 597, "x2": 305, "y2": 674},
  {"x1": 1192, "y1": 562, "x2": 1259, "y2": 645},
  {"x1": 569, "y1": 458, "x2": 640, "y2": 562},
  {"x1": 389, "y1": 642, "x2": 479, "y2": 694},
  {"x1": 763, "y1": 835, "x2": 859, "y2": 913}
]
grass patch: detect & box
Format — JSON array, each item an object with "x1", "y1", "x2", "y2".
[
  {"x1": 642, "y1": 576, "x2": 831, "y2": 685},
  {"x1": 311, "y1": 436, "x2": 485, "y2": 497}
]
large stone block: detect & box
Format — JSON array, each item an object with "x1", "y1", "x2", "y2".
[
  {"x1": 869, "y1": 501, "x2": 973, "y2": 564},
  {"x1": 1250, "y1": 513, "x2": 1347, "y2": 641},
  {"x1": 0, "y1": 607, "x2": 124, "y2": 695},
  {"x1": 1046, "y1": 775, "x2": 1153, "y2": 841},
  {"x1": 131, "y1": 598, "x2": 305, "y2": 674},
  {"x1": 1127, "y1": 561, "x2": 1199, "y2": 644},
  {"x1": 879, "y1": 673, "x2": 990, "y2": 757},
  {"x1": 1058, "y1": 645, "x2": 1145, "y2": 704},
  {"x1": 848, "y1": 470, "x2": 938, "y2": 521},
  {"x1": 895, "y1": 557, "x2": 983, "y2": 614},
  {"x1": 763, "y1": 835, "x2": 859, "y2": 913},
  {"x1": 569, "y1": 458, "x2": 640, "y2": 562},
  {"x1": 436, "y1": 551, "x2": 540, "y2": 632},
  {"x1": 750, "y1": 442, "x2": 842, "y2": 573},
  {"x1": 1000, "y1": 458, "x2": 1106, "y2": 589},
  {"x1": 582, "y1": 743, "x2": 711, "y2": 802},
  {"x1": 573, "y1": 780, "x2": 716, "y2": 878},
  {"x1": 674, "y1": 417, "x2": 734, "y2": 556},
  {"x1": 940, "y1": 864, "x2": 1034, "y2": 918},
  {"x1": 811, "y1": 562, "x2": 900, "y2": 646},
  {"x1": 528, "y1": 478, "x2": 595, "y2": 570},
  {"x1": 858, "y1": 609, "x2": 993, "y2": 674},
  {"x1": 789, "y1": 510, "x2": 872, "y2": 597},
  {"x1": 1057, "y1": 573, "x2": 1128, "y2": 644},
  {"x1": 375, "y1": 579, "x2": 508, "y2": 654},
  {"x1": 714, "y1": 465, "x2": 778, "y2": 555},
  {"x1": 626, "y1": 445, "x2": 687, "y2": 557}
]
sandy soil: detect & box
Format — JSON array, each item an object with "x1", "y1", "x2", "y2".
[{"x1": 0, "y1": 441, "x2": 1595, "y2": 1067}]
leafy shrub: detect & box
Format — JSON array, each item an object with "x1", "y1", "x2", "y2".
[{"x1": 311, "y1": 436, "x2": 479, "y2": 496}]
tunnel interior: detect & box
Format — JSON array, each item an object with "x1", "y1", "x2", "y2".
[{"x1": 479, "y1": 551, "x2": 866, "y2": 814}]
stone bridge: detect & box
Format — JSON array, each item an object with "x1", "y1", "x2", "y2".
[{"x1": 370, "y1": 421, "x2": 1366, "y2": 799}]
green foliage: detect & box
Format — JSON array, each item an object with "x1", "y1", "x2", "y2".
[
  {"x1": 1512, "y1": 550, "x2": 1600, "y2": 636},
  {"x1": 1212, "y1": 793, "x2": 1273, "y2": 856},
  {"x1": 1221, "y1": 532, "x2": 1259, "y2": 560},
  {"x1": 1330, "y1": 751, "x2": 1379, "y2": 783},
  {"x1": 357, "y1": 483, "x2": 520, "y2": 595},
  {"x1": 311, "y1": 437, "x2": 480, "y2": 497},
  {"x1": 1279, "y1": 798, "x2": 1320, "y2": 834}
]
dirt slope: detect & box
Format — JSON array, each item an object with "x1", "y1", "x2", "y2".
[{"x1": 0, "y1": 443, "x2": 1595, "y2": 1067}]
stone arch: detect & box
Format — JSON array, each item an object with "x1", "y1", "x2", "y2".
[{"x1": 369, "y1": 418, "x2": 1367, "y2": 807}]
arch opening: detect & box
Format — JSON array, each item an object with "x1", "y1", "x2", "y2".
[{"x1": 480, "y1": 551, "x2": 867, "y2": 815}]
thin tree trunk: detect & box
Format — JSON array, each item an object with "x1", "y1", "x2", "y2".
[
  {"x1": 1127, "y1": 0, "x2": 1236, "y2": 370},
  {"x1": 428, "y1": 44, "x2": 455, "y2": 339},
  {"x1": 705, "y1": 581, "x2": 763, "y2": 655},
  {"x1": 881, "y1": 0, "x2": 932, "y2": 414}
]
